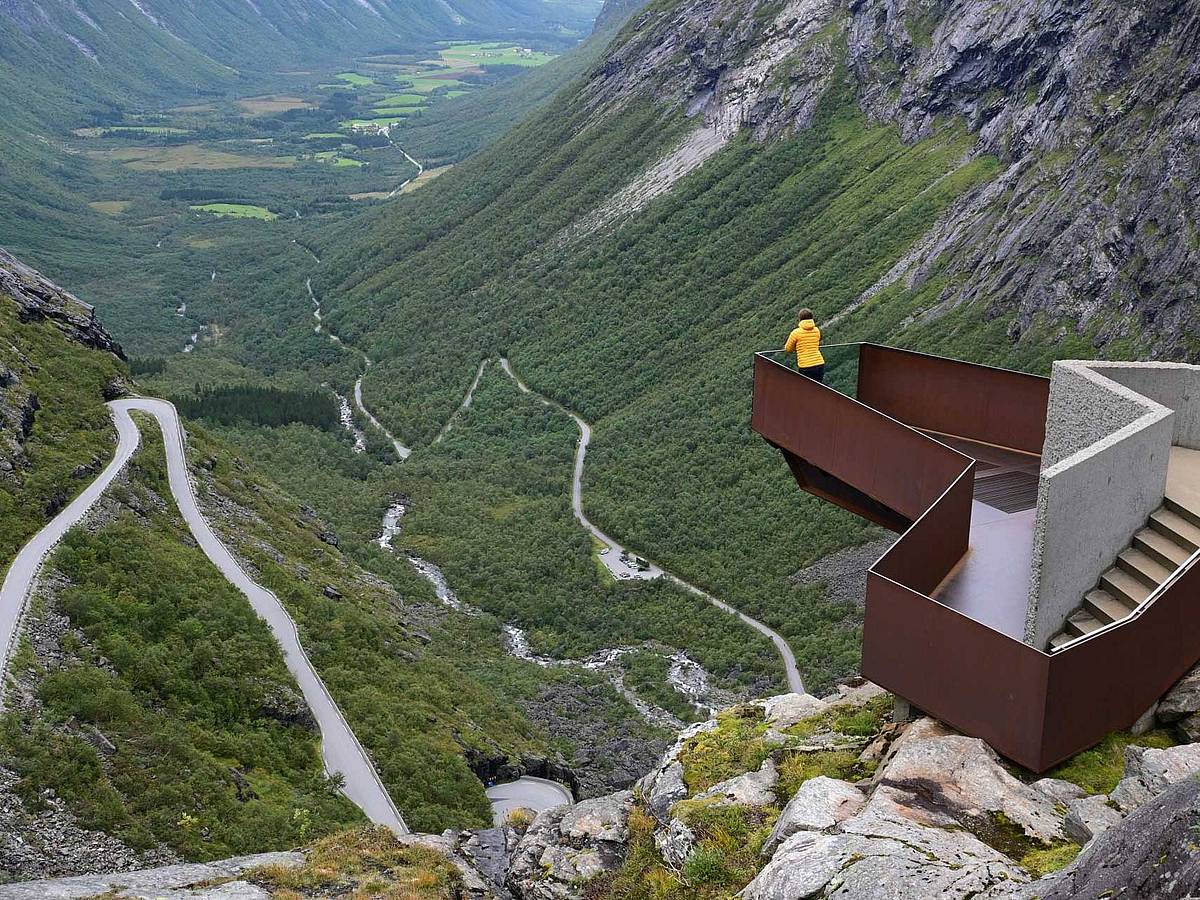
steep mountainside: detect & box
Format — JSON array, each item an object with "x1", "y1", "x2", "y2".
[
  {"x1": 0, "y1": 250, "x2": 678, "y2": 880},
  {"x1": 0, "y1": 0, "x2": 597, "y2": 84},
  {"x1": 214, "y1": 0, "x2": 1193, "y2": 693}
]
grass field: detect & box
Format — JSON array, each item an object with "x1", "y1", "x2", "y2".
[
  {"x1": 375, "y1": 93, "x2": 426, "y2": 106},
  {"x1": 191, "y1": 203, "x2": 279, "y2": 220},
  {"x1": 336, "y1": 72, "x2": 375, "y2": 87},
  {"x1": 88, "y1": 200, "x2": 133, "y2": 215},
  {"x1": 237, "y1": 96, "x2": 317, "y2": 114},
  {"x1": 400, "y1": 165, "x2": 452, "y2": 193},
  {"x1": 314, "y1": 151, "x2": 365, "y2": 168},
  {"x1": 90, "y1": 145, "x2": 295, "y2": 171},
  {"x1": 435, "y1": 41, "x2": 557, "y2": 67}
]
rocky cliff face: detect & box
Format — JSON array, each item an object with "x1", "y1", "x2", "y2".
[
  {"x1": 574, "y1": 0, "x2": 1200, "y2": 356},
  {"x1": 0, "y1": 249, "x2": 123, "y2": 360}
]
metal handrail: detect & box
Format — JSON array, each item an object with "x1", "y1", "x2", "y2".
[{"x1": 1047, "y1": 544, "x2": 1200, "y2": 653}]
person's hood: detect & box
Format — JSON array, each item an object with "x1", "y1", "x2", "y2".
[{"x1": 798, "y1": 319, "x2": 816, "y2": 330}]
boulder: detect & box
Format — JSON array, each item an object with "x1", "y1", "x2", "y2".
[
  {"x1": 640, "y1": 760, "x2": 687, "y2": 822},
  {"x1": 696, "y1": 758, "x2": 777, "y2": 808},
  {"x1": 1156, "y1": 665, "x2": 1200, "y2": 723},
  {"x1": 826, "y1": 679, "x2": 887, "y2": 710},
  {"x1": 1130, "y1": 702, "x2": 1158, "y2": 736},
  {"x1": 506, "y1": 791, "x2": 633, "y2": 899},
  {"x1": 1109, "y1": 743, "x2": 1200, "y2": 812},
  {"x1": 654, "y1": 818, "x2": 695, "y2": 868},
  {"x1": 982, "y1": 778, "x2": 1200, "y2": 900},
  {"x1": 760, "y1": 693, "x2": 828, "y2": 730},
  {"x1": 636, "y1": 718, "x2": 716, "y2": 809},
  {"x1": 743, "y1": 815, "x2": 1028, "y2": 900},
  {"x1": 762, "y1": 776, "x2": 865, "y2": 854},
  {"x1": 1030, "y1": 778, "x2": 1086, "y2": 808},
  {"x1": 1177, "y1": 712, "x2": 1200, "y2": 743},
  {"x1": 1063, "y1": 795, "x2": 1121, "y2": 845},
  {"x1": 869, "y1": 718, "x2": 1065, "y2": 843}
]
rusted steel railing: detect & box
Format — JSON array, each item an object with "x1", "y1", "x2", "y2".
[{"x1": 755, "y1": 345, "x2": 1200, "y2": 771}]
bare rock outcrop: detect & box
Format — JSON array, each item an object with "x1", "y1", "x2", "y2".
[
  {"x1": 0, "y1": 248, "x2": 123, "y2": 359},
  {"x1": 984, "y1": 778, "x2": 1200, "y2": 900},
  {"x1": 505, "y1": 791, "x2": 634, "y2": 899}
]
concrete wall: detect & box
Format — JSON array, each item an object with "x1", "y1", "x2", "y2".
[
  {"x1": 1087, "y1": 362, "x2": 1200, "y2": 450},
  {"x1": 1026, "y1": 361, "x2": 1174, "y2": 648}
]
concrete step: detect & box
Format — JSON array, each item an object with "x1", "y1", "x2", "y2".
[
  {"x1": 1117, "y1": 548, "x2": 1174, "y2": 588},
  {"x1": 1165, "y1": 495, "x2": 1200, "y2": 530},
  {"x1": 1065, "y1": 609, "x2": 1104, "y2": 638},
  {"x1": 1149, "y1": 508, "x2": 1200, "y2": 552},
  {"x1": 1133, "y1": 527, "x2": 1192, "y2": 570},
  {"x1": 1083, "y1": 588, "x2": 1136, "y2": 625},
  {"x1": 1048, "y1": 632, "x2": 1076, "y2": 650},
  {"x1": 1100, "y1": 566, "x2": 1153, "y2": 607}
]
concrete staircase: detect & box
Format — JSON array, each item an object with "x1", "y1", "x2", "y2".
[{"x1": 1048, "y1": 458, "x2": 1200, "y2": 649}]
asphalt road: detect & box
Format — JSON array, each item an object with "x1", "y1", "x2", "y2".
[
  {"x1": 497, "y1": 358, "x2": 805, "y2": 693},
  {"x1": 0, "y1": 398, "x2": 407, "y2": 834},
  {"x1": 486, "y1": 776, "x2": 573, "y2": 825}
]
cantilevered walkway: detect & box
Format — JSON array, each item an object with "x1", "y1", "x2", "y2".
[{"x1": 754, "y1": 346, "x2": 1200, "y2": 771}]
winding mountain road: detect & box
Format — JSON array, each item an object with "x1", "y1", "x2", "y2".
[
  {"x1": 497, "y1": 358, "x2": 804, "y2": 693},
  {"x1": 0, "y1": 398, "x2": 407, "y2": 834}
]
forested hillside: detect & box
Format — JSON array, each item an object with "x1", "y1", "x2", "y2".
[
  {"x1": 0, "y1": 254, "x2": 676, "y2": 880},
  {"x1": 235, "y1": 0, "x2": 1195, "y2": 692}
]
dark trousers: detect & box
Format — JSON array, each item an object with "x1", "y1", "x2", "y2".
[{"x1": 798, "y1": 364, "x2": 825, "y2": 383}]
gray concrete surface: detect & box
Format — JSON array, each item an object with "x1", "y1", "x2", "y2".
[
  {"x1": 0, "y1": 399, "x2": 406, "y2": 834},
  {"x1": 486, "y1": 776, "x2": 573, "y2": 825},
  {"x1": 1089, "y1": 362, "x2": 1200, "y2": 450},
  {"x1": 1027, "y1": 362, "x2": 1174, "y2": 647}
]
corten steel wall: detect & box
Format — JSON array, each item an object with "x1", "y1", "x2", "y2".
[
  {"x1": 863, "y1": 573, "x2": 1050, "y2": 768},
  {"x1": 755, "y1": 348, "x2": 1200, "y2": 771},
  {"x1": 1040, "y1": 557, "x2": 1200, "y2": 769},
  {"x1": 752, "y1": 354, "x2": 972, "y2": 524},
  {"x1": 857, "y1": 344, "x2": 1050, "y2": 454}
]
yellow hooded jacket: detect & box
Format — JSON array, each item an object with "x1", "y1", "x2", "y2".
[{"x1": 785, "y1": 319, "x2": 824, "y2": 369}]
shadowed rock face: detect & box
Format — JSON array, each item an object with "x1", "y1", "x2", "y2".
[
  {"x1": 0, "y1": 248, "x2": 124, "y2": 359},
  {"x1": 987, "y1": 778, "x2": 1200, "y2": 900}
]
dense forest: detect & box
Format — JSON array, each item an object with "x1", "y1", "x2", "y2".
[{"x1": 174, "y1": 385, "x2": 339, "y2": 430}]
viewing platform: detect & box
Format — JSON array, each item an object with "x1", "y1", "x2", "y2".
[{"x1": 754, "y1": 345, "x2": 1200, "y2": 771}]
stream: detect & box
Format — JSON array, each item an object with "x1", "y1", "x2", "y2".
[{"x1": 335, "y1": 393, "x2": 367, "y2": 453}]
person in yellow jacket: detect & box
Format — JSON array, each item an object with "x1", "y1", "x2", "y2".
[{"x1": 784, "y1": 308, "x2": 825, "y2": 382}]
